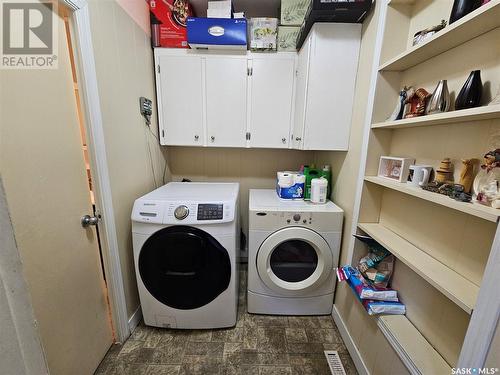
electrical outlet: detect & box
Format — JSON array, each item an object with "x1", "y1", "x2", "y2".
[{"x1": 140, "y1": 97, "x2": 152, "y2": 126}]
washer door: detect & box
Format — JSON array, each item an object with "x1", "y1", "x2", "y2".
[
  {"x1": 139, "y1": 226, "x2": 231, "y2": 310},
  {"x1": 257, "y1": 227, "x2": 333, "y2": 294}
]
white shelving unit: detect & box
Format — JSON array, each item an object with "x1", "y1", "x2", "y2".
[{"x1": 345, "y1": 0, "x2": 500, "y2": 372}]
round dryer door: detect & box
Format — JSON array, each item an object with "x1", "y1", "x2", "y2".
[
  {"x1": 256, "y1": 227, "x2": 333, "y2": 294},
  {"x1": 138, "y1": 226, "x2": 231, "y2": 310}
]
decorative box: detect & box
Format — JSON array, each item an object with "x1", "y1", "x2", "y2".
[
  {"x1": 187, "y1": 17, "x2": 247, "y2": 50},
  {"x1": 277, "y1": 26, "x2": 300, "y2": 51},
  {"x1": 280, "y1": 0, "x2": 311, "y2": 26},
  {"x1": 249, "y1": 18, "x2": 278, "y2": 51},
  {"x1": 148, "y1": 0, "x2": 193, "y2": 48},
  {"x1": 377, "y1": 156, "x2": 415, "y2": 183}
]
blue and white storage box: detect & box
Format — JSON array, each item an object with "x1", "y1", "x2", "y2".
[{"x1": 187, "y1": 17, "x2": 247, "y2": 50}]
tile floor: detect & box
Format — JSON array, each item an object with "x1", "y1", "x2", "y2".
[{"x1": 95, "y1": 266, "x2": 357, "y2": 375}]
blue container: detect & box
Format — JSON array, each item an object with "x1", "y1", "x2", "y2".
[{"x1": 187, "y1": 17, "x2": 247, "y2": 49}]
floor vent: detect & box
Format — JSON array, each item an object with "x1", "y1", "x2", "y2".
[{"x1": 324, "y1": 350, "x2": 347, "y2": 375}]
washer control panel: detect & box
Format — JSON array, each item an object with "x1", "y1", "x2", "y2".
[
  {"x1": 197, "y1": 204, "x2": 223, "y2": 220},
  {"x1": 286, "y1": 212, "x2": 313, "y2": 225},
  {"x1": 174, "y1": 205, "x2": 189, "y2": 220}
]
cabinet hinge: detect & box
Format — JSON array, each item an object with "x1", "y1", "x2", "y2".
[
  {"x1": 157, "y1": 65, "x2": 160, "y2": 74},
  {"x1": 246, "y1": 132, "x2": 251, "y2": 140},
  {"x1": 247, "y1": 67, "x2": 253, "y2": 76}
]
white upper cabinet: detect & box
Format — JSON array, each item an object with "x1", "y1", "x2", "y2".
[
  {"x1": 248, "y1": 54, "x2": 296, "y2": 149},
  {"x1": 156, "y1": 54, "x2": 204, "y2": 146},
  {"x1": 294, "y1": 24, "x2": 361, "y2": 151},
  {"x1": 205, "y1": 56, "x2": 248, "y2": 147}
]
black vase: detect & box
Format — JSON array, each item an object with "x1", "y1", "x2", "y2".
[
  {"x1": 449, "y1": 0, "x2": 481, "y2": 24},
  {"x1": 455, "y1": 70, "x2": 483, "y2": 110}
]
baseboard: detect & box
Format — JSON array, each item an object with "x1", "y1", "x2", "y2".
[
  {"x1": 332, "y1": 305, "x2": 370, "y2": 375},
  {"x1": 128, "y1": 306, "x2": 142, "y2": 333}
]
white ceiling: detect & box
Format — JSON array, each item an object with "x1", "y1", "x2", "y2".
[{"x1": 188, "y1": 0, "x2": 281, "y2": 18}]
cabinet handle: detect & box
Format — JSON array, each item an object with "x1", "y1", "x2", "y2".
[
  {"x1": 210, "y1": 136, "x2": 215, "y2": 142},
  {"x1": 282, "y1": 138, "x2": 286, "y2": 144},
  {"x1": 295, "y1": 137, "x2": 302, "y2": 141},
  {"x1": 194, "y1": 135, "x2": 199, "y2": 141}
]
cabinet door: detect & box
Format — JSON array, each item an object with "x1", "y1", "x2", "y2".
[
  {"x1": 157, "y1": 55, "x2": 204, "y2": 146},
  {"x1": 303, "y1": 24, "x2": 361, "y2": 150},
  {"x1": 249, "y1": 56, "x2": 295, "y2": 148},
  {"x1": 292, "y1": 37, "x2": 311, "y2": 150},
  {"x1": 205, "y1": 57, "x2": 247, "y2": 147}
]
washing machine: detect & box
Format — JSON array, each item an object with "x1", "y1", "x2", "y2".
[
  {"x1": 247, "y1": 189, "x2": 343, "y2": 315},
  {"x1": 131, "y1": 182, "x2": 240, "y2": 329}
]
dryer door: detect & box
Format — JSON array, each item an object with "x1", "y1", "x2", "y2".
[
  {"x1": 256, "y1": 227, "x2": 333, "y2": 293},
  {"x1": 138, "y1": 226, "x2": 231, "y2": 310}
]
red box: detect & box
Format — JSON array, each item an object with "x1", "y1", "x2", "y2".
[{"x1": 149, "y1": 0, "x2": 193, "y2": 48}]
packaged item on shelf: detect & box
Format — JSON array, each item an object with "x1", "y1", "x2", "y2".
[
  {"x1": 338, "y1": 266, "x2": 398, "y2": 302},
  {"x1": 148, "y1": 0, "x2": 193, "y2": 48},
  {"x1": 363, "y1": 255, "x2": 394, "y2": 288},
  {"x1": 250, "y1": 18, "x2": 278, "y2": 51},
  {"x1": 363, "y1": 300, "x2": 406, "y2": 316},
  {"x1": 303, "y1": 165, "x2": 321, "y2": 200},
  {"x1": 310, "y1": 177, "x2": 328, "y2": 204},
  {"x1": 280, "y1": 0, "x2": 310, "y2": 26},
  {"x1": 276, "y1": 172, "x2": 305, "y2": 200},
  {"x1": 207, "y1": 0, "x2": 232, "y2": 18},
  {"x1": 357, "y1": 244, "x2": 390, "y2": 273},
  {"x1": 321, "y1": 165, "x2": 332, "y2": 197},
  {"x1": 277, "y1": 26, "x2": 300, "y2": 51},
  {"x1": 187, "y1": 18, "x2": 247, "y2": 50}
]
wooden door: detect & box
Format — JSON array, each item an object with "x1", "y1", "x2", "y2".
[
  {"x1": 157, "y1": 54, "x2": 204, "y2": 146},
  {"x1": 205, "y1": 56, "x2": 248, "y2": 147},
  {"x1": 0, "y1": 8, "x2": 113, "y2": 375},
  {"x1": 249, "y1": 56, "x2": 295, "y2": 149}
]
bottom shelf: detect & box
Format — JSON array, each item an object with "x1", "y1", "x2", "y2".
[{"x1": 378, "y1": 315, "x2": 451, "y2": 375}]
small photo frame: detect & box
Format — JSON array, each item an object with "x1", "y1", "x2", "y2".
[{"x1": 378, "y1": 156, "x2": 415, "y2": 182}]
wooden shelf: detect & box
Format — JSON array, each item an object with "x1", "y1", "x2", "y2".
[
  {"x1": 372, "y1": 105, "x2": 500, "y2": 129},
  {"x1": 358, "y1": 222, "x2": 479, "y2": 314},
  {"x1": 365, "y1": 176, "x2": 500, "y2": 223},
  {"x1": 378, "y1": 315, "x2": 452, "y2": 374},
  {"x1": 379, "y1": 0, "x2": 500, "y2": 71}
]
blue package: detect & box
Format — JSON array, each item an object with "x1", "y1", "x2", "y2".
[
  {"x1": 187, "y1": 17, "x2": 247, "y2": 49},
  {"x1": 276, "y1": 183, "x2": 305, "y2": 200}
]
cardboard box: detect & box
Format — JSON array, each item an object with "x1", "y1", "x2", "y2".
[
  {"x1": 280, "y1": 0, "x2": 310, "y2": 26},
  {"x1": 249, "y1": 18, "x2": 278, "y2": 51},
  {"x1": 277, "y1": 26, "x2": 300, "y2": 51},
  {"x1": 187, "y1": 17, "x2": 247, "y2": 50},
  {"x1": 149, "y1": 0, "x2": 193, "y2": 48}
]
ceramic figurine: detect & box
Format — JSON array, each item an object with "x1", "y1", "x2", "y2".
[
  {"x1": 473, "y1": 150, "x2": 500, "y2": 208},
  {"x1": 455, "y1": 70, "x2": 483, "y2": 110},
  {"x1": 459, "y1": 159, "x2": 475, "y2": 193},
  {"x1": 404, "y1": 88, "x2": 431, "y2": 118},
  {"x1": 435, "y1": 158, "x2": 454, "y2": 183},
  {"x1": 426, "y1": 80, "x2": 451, "y2": 115},
  {"x1": 449, "y1": 0, "x2": 481, "y2": 24},
  {"x1": 413, "y1": 20, "x2": 447, "y2": 46},
  {"x1": 387, "y1": 87, "x2": 410, "y2": 121}
]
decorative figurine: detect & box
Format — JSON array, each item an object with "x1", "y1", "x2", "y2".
[
  {"x1": 387, "y1": 87, "x2": 410, "y2": 121},
  {"x1": 449, "y1": 0, "x2": 481, "y2": 24},
  {"x1": 473, "y1": 149, "x2": 500, "y2": 208},
  {"x1": 426, "y1": 80, "x2": 451, "y2": 115},
  {"x1": 459, "y1": 159, "x2": 475, "y2": 193},
  {"x1": 404, "y1": 88, "x2": 431, "y2": 118},
  {"x1": 413, "y1": 20, "x2": 447, "y2": 46},
  {"x1": 455, "y1": 70, "x2": 483, "y2": 110},
  {"x1": 435, "y1": 158, "x2": 454, "y2": 183}
]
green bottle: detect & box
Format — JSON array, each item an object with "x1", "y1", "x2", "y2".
[
  {"x1": 304, "y1": 165, "x2": 320, "y2": 200},
  {"x1": 321, "y1": 165, "x2": 332, "y2": 199}
]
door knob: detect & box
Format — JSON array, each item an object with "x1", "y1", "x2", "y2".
[
  {"x1": 194, "y1": 135, "x2": 199, "y2": 141},
  {"x1": 210, "y1": 136, "x2": 215, "y2": 142},
  {"x1": 81, "y1": 215, "x2": 99, "y2": 228},
  {"x1": 295, "y1": 137, "x2": 302, "y2": 141},
  {"x1": 282, "y1": 138, "x2": 286, "y2": 144}
]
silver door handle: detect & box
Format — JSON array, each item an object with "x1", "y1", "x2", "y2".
[
  {"x1": 210, "y1": 136, "x2": 215, "y2": 142},
  {"x1": 81, "y1": 215, "x2": 99, "y2": 228},
  {"x1": 282, "y1": 138, "x2": 287, "y2": 143},
  {"x1": 194, "y1": 135, "x2": 199, "y2": 141},
  {"x1": 295, "y1": 137, "x2": 302, "y2": 141}
]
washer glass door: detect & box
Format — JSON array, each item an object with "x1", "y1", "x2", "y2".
[
  {"x1": 257, "y1": 227, "x2": 333, "y2": 293},
  {"x1": 139, "y1": 225, "x2": 231, "y2": 310}
]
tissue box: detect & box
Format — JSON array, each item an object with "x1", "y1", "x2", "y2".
[
  {"x1": 187, "y1": 17, "x2": 247, "y2": 50},
  {"x1": 148, "y1": 0, "x2": 193, "y2": 48},
  {"x1": 250, "y1": 18, "x2": 278, "y2": 51},
  {"x1": 277, "y1": 26, "x2": 300, "y2": 51},
  {"x1": 280, "y1": 0, "x2": 310, "y2": 25}
]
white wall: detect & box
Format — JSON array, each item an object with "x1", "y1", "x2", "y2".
[{"x1": 88, "y1": 0, "x2": 169, "y2": 318}]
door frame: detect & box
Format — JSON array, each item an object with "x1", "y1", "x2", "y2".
[{"x1": 59, "y1": 0, "x2": 130, "y2": 343}]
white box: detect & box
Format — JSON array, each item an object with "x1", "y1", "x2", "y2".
[{"x1": 377, "y1": 156, "x2": 415, "y2": 183}]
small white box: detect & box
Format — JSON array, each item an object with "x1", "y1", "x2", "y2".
[
  {"x1": 250, "y1": 18, "x2": 278, "y2": 51},
  {"x1": 377, "y1": 156, "x2": 415, "y2": 183}
]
